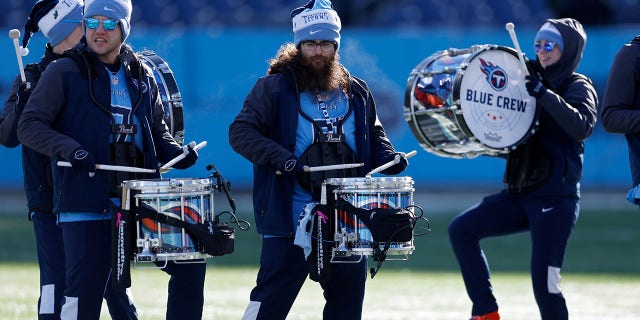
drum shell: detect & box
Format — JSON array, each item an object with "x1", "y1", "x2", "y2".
[
  {"x1": 121, "y1": 178, "x2": 215, "y2": 262},
  {"x1": 325, "y1": 177, "x2": 415, "y2": 256}
]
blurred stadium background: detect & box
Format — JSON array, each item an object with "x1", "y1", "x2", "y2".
[
  {"x1": 1, "y1": 2, "x2": 639, "y2": 318},
  {"x1": 1, "y1": 0, "x2": 640, "y2": 206}
]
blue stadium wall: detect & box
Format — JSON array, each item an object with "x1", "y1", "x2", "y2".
[{"x1": 0, "y1": 25, "x2": 636, "y2": 191}]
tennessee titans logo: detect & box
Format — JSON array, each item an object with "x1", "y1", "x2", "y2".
[{"x1": 479, "y1": 58, "x2": 508, "y2": 91}]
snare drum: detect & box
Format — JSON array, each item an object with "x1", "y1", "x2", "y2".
[
  {"x1": 137, "y1": 50, "x2": 185, "y2": 145},
  {"x1": 404, "y1": 44, "x2": 537, "y2": 158},
  {"x1": 324, "y1": 177, "x2": 415, "y2": 257},
  {"x1": 121, "y1": 178, "x2": 215, "y2": 262}
]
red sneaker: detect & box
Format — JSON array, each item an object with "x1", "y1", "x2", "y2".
[{"x1": 470, "y1": 310, "x2": 500, "y2": 320}]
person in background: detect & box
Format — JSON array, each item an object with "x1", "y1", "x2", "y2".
[
  {"x1": 16, "y1": 0, "x2": 202, "y2": 319},
  {"x1": 229, "y1": 0, "x2": 408, "y2": 318},
  {"x1": 0, "y1": 0, "x2": 137, "y2": 318},
  {"x1": 600, "y1": 35, "x2": 640, "y2": 206},
  {"x1": 448, "y1": 18, "x2": 597, "y2": 320}
]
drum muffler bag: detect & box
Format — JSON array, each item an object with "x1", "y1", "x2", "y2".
[
  {"x1": 184, "y1": 221, "x2": 235, "y2": 256},
  {"x1": 334, "y1": 198, "x2": 414, "y2": 242},
  {"x1": 136, "y1": 203, "x2": 235, "y2": 257}
]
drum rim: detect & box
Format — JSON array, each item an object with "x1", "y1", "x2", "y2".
[
  {"x1": 122, "y1": 178, "x2": 214, "y2": 192},
  {"x1": 325, "y1": 176, "x2": 414, "y2": 183}
]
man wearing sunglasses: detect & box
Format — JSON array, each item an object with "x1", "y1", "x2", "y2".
[
  {"x1": 17, "y1": 0, "x2": 203, "y2": 319},
  {"x1": 230, "y1": 0, "x2": 408, "y2": 319},
  {"x1": 1, "y1": 0, "x2": 138, "y2": 319},
  {"x1": 449, "y1": 18, "x2": 598, "y2": 320}
]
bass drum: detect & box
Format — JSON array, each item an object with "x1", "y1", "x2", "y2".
[
  {"x1": 137, "y1": 50, "x2": 185, "y2": 145},
  {"x1": 404, "y1": 44, "x2": 537, "y2": 158}
]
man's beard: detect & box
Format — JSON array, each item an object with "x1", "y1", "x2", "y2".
[{"x1": 292, "y1": 53, "x2": 347, "y2": 92}]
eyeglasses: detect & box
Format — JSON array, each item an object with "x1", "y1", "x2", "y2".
[
  {"x1": 84, "y1": 18, "x2": 119, "y2": 31},
  {"x1": 534, "y1": 41, "x2": 557, "y2": 53},
  {"x1": 301, "y1": 41, "x2": 335, "y2": 52}
]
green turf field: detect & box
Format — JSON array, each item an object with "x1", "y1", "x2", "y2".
[{"x1": 1, "y1": 208, "x2": 638, "y2": 319}]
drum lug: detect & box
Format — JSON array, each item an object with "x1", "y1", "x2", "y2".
[
  {"x1": 136, "y1": 235, "x2": 156, "y2": 262},
  {"x1": 333, "y1": 228, "x2": 352, "y2": 256}
]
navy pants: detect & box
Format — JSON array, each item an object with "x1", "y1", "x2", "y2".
[
  {"x1": 58, "y1": 219, "x2": 205, "y2": 320},
  {"x1": 242, "y1": 237, "x2": 367, "y2": 319},
  {"x1": 159, "y1": 260, "x2": 206, "y2": 320},
  {"x1": 33, "y1": 214, "x2": 137, "y2": 320},
  {"x1": 448, "y1": 192, "x2": 578, "y2": 320},
  {"x1": 59, "y1": 219, "x2": 114, "y2": 320}
]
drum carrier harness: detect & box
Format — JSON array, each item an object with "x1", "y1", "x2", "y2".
[
  {"x1": 65, "y1": 45, "x2": 148, "y2": 197},
  {"x1": 297, "y1": 89, "x2": 358, "y2": 201}
]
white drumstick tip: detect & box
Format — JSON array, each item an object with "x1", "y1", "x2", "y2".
[
  {"x1": 20, "y1": 47, "x2": 29, "y2": 56},
  {"x1": 9, "y1": 29, "x2": 20, "y2": 39},
  {"x1": 505, "y1": 22, "x2": 514, "y2": 31}
]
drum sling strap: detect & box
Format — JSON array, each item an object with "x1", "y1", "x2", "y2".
[{"x1": 112, "y1": 203, "x2": 136, "y2": 289}]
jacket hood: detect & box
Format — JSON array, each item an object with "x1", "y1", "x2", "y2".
[{"x1": 537, "y1": 18, "x2": 586, "y2": 89}]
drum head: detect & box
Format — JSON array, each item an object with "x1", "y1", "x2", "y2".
[
  {"x1": 137, "y1": 50, "x2": 185, "y2": 145},
  {"x1": 457, "y1": 46, "x2": 536, "y2": 149}
]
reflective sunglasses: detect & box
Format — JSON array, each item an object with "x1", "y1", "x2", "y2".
[
  {"x1": 534, "y1": 41, "x2": 556, "y2": 53},
  {"x1": 84, "y1": 18, "x2": 119, "y2": 31}
]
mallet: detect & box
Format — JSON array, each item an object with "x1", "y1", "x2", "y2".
[
  {"x1": 9, "y1": 29, "x2": 30, "y2": 87},
  {"x1": 505, "y1": 22, "x2": 530, "y2": 76}
]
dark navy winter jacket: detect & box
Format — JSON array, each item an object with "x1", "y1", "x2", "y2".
[
  {"x1": 0, "y1": 45, "x2": 58, "y2": 215},
  {"x1": 508, "y1": 18, "x2": 598, "y2": 197},
  {"x1": 600, "y1": 36, "x2": 640, "y2": 186},
  {"x1": 229, "y1": 67, "x2": 402, "y2": 236},
  {"x1": 17, "y1": 42, "x2": 185, "y2": 214}
]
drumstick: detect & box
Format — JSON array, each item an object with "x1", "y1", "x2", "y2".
[
  {"x1": 275, "y1": 162, "x2": 364, "y2": 175},
  {"x1": 505, "y1": 22, "x2": 530, "y2": 76},
  {"x1": 159, "y1": 140, "x2": 207, "y2": 171},
  {"x1": 303, "y1": 163, "x2": 364, "y2": 172},
  {"x1": 366, "y1": 150, "x2": 417, "y2": 177},
  {"x1": 57, "y1": 161, "x2": 156, "y2": 173},
  {"x1": 9, "y1": 29, "x2": 30, "y2": 88}
]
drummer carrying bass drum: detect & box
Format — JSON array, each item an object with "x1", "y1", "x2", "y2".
[{"x1": 448, "y1": 18, "x2": 597, "y2": 320}]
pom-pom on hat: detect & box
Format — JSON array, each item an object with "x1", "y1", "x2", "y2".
[
  {"x1": 83, "y1": 0, "x2": 132, "y2": 42},
  {"x1": 22, "y1": 0, "x2": 84, "y2": 49},
  {"x1": 535, "y1": 22, "x2": 564, "y2": 52},
  {"x1": 291, "y1": 0, "x2": 341, "y2": 49}
]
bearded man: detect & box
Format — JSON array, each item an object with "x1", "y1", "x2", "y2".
[{"x1": 228, "y1": 0, "x2": 408, "y2": 319}]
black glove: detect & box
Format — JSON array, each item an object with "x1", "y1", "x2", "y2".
[
  {"x1": 382, "y1": 152, "x2": 408, "y2": 175},
  {"x1": 278, "y1": 155, "x2": 304, "y2": 176},
  {"x1": 15, "y1": 82, "x2": 32, "y2": 113},
  {"x1": 173, "y1": 145, "x2": 198, "y2": 169},
  {"x1": 525, "y1": 75, "x2": 547, "y2": 99},
  {"x1": 68, "y1": 147, "x2": 96, "y2": 177}
]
